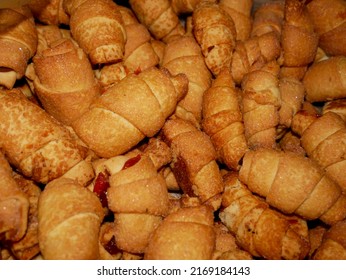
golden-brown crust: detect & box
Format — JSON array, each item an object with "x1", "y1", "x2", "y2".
[
  {"x1": 38, "y1": 178, "x2": 104, "y2": 259},
  {"x1": 73, "y1": 67, "x2": 188, "y2": 158},
  {"x1": 313, "y1": 220, "x2": 346, "y2": 260},
  {"x1": 192, "y1": 1, "x2": 237, "y2": 76},
  {"x1": 162, "y1": 118, "x2": 224, "y2": 209},
  {"x1": 0, "y1": 89, "x2": 87, "y2": 184},
  {"x1": 219, "y1": 172, "x2": 310, "y2": 259},
  {"x1": 281, "y1": 0, "x2": 318, "y2": 67},
  {"x1": 239, "y1": 148, "x2": 346, "y2": 225},
  {"x1": 219, "y1": 0, "x2": 254, "y2": 41},
  {"x1": 32, "y1": 39, "x2": 101, "y2": 125},
  {"x1": 306, "y1": 0, "x2": 346, "y2": 56},
  {"x1": 303, "y1": 56, "x2": 346, "y2": 102},
  {"x1": 162, "y1": 35, "x2": 212, "y2": 127},
  {"x1": 129, "y1": 0, "x2": 185, "y2": 42},
  {"x1": 144, "y1": 205, "x2": 215, "y2": 260},
  {"x1": 241, "y1": 68, "x2": 281, "y2": 150},
  {"x1": 202, "y1": 68, "x2": 249, "y2": 170},
  {"x1": 67, "y1": 0, "x2": 127, "y2": 64},
  {"x1": 0, "y1": 7, "x2": 38, "y2": 89},
  {"x1": 0, "y1": 153, "x2": 29, "y2": 242}
]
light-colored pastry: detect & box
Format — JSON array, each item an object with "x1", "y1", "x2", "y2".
[
  {"x1": 239, "y1": 148, "x2": 346, "y2": 226},
  {"x1": 231, "y1": 31, "x2": 281, "y2": 84},
  {"x1": 312, "y1": 220, "x2": 346, "y2": 260},
  {"x1": 303, "y1": 56, "x2": 346, "y2": 103},
  {"x1": 31, "y1": 38, "x2": 101, "y2": 126},
  {"x1": 281, "y1": 0, "x2": 318, "y2": 67},
  {"x1": 202, "y1": 67, "x2": 249, "y2": 170},
  {"x1": 144, "y1": 205, "x2": 216, "y2": 260},
  {"x1": 38, "y1": 178, "x2": 104, "y2": 259},
  {"x1": 63, "y1": 0, "x2": 127, "y2": 65},
  {"x1": 292, "y1": 111, "x2": 346, "y2": 193},
  {"x1": 129, "y1": 0, "x2": 185, "y2": 42},
  {"x1": 0, "y1": 152, "x2": 29, "y2": 242},
  {"x1": 241, "y1": 66, "x2": 281, "y2": 150},
  {"x1": 72, "y1": 67, "x2": 188, "y2": 158},
  {"x1": 212, "y1": 222, "x2": 253, "y2": 260},
  {"x1": 219, "y1": 0, "x2": 253, "y2": 41},
  {"x1": 0, "y1": 6, "x2": 37, "y2": 89},
  {"x1": 162, "y1": 117, "x2": 224, "y2": 210},
  {"x1": 192, "y1": 1, "x2": 237, "y2": 76},
  {"x1": 106, "y1": 153, "x2": 170, "y2": 253},
  {"x1": 251, "y1": 0, "x2": 284, "y2": 38},
  {"x1": 162, "y1": 35, "x2": 212, "y2": 127},
  {"x1": 306, "y1": 0, "x2": 346, "y2": 56},
  {"x1": 219, "y1": 172, "x2": 310, "y2": 260},
  {"x1": 0, "y1": 89, "x2": 88, "y2": 184}
]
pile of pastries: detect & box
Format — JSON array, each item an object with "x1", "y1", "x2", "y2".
[{"x1": 1, "y1": 0, "x2": 346, "y2": 260}]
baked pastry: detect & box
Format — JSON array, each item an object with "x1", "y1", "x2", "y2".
[{"x1": 38, "y1": 178, "x2": 104, "y2": 259}]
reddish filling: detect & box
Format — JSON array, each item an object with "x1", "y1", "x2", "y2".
[
  {"x1": 104, "y1": 236, "x2": 121, "y2": 255},
  {"x1": 121, "y1": 154, "x2": 141, "y2": 170},
  {"x1": 93, "y1": 171, "x2": 110, "y2": 208}
]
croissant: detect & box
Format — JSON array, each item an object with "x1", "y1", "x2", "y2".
[
  {"x1": 0, "y1": 7, "x2": 37, "y2": 89},
  {"x1": 219, "y1": 172, "x2": 310, "y2": 260},
  {"x1": 192, "y1": 1, "x2": 237, "y2": 76},
  {"x1": 162, "y1": 117, "x2": 224, "y2": 210},
  {"x1": 27, "y1": 0, "x2": 69, "y2": 25},
  {"x1": 119, "y1": 8, "x2": 160, "y2": 74},
  {"x1": 231, "y1": 31, "x2": 281, "y2": 84},
  {"x1": 0, "y1": 89, "x2": 89, "y2": 184},
  {"x1": 106, "y1": 153, "x2": 170, "y2": 253},
  {"x1": 239, "y1": 148, "x2": 346, "y2": 225},
  {"x1": 281, "y1": 0, "x2": 318, "y2": 67},
  {"x1": 144, "y1": 205, "x2": 215, "y2": 260},
  {"x1": 31, "y1": 38, "x2": 101, "y2": 126},
  {"x1": 219, "y1": 0, "x2": 253, "y2": 41},
  {"x1": 250, "y1": 0, "x2": 284, "y2": 38},
  {"x1": 306, "y1": 0, "x2": 346, "y2": 56},
  {"x1": 202, "y1": 67, "x2": 249, "y2": 170},
  {"x1": 129, "y1": 0, "x2": 185, "y2": 42},
  {"x1": 212, "y1": 221, "x2": 253, "y2": 260},
  {"x1": 292, "y1": 111, "x2": 346, "y2": 193},
  {"x1": 8, "y1": 174, "x2": 41, "y2": 260},
  {"x1": 72, "y1": 67, "x2": 188, "y2": 158},
  {"x1": 241, "y1": 66, "x2": 281, "y2": 150},
  {"x1": 312, "y1": 219, "x2": 346, "y2": 260},
  {"x1": 63, "y1": 0, "x2": 127, "y2": 65},
  {"x1": 38, "y1": 178, "x2": 104, "y2": 259},
  {"x1": 303, "y1": 56, "x2": 346, "y2": 103},
  {"x1": 0, "y1": 152, "x2": 29, "y2": 242},
  {"x1": 162, "y1": 35, "x2": 212, "y2": 127}
]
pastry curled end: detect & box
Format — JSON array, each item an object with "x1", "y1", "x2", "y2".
[
  {"x1": 219, "y1": 172, "x2": 310, "y2": 260},
  {"x1": 0, "y1": 7, "x2": 37, "y2": 89},
  {"x1": 192, "y1": 1, "x2": 237, "y2": 76},
  {"x1": 72, "y1": 67, "x2": 188, "y2": 158},
  {"x1": 162, "y1": 118, "x2": 224, "y2": 211},
  {"x1": 38, "y1": 178, "x2": 104, "y2": 260},
  {"x1": 65, "y1": 0, "x2": 127, "y2": 65},
  {"x1": 239, "y1": 149, "x2": 346, "y2": 225},
  {"x1": 144, "y1": 205, "x2": 216, "y2": 260}
]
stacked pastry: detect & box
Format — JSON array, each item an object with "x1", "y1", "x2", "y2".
[{"x1": 1, "y1": 0, "x2": 346, "y2": 260}]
